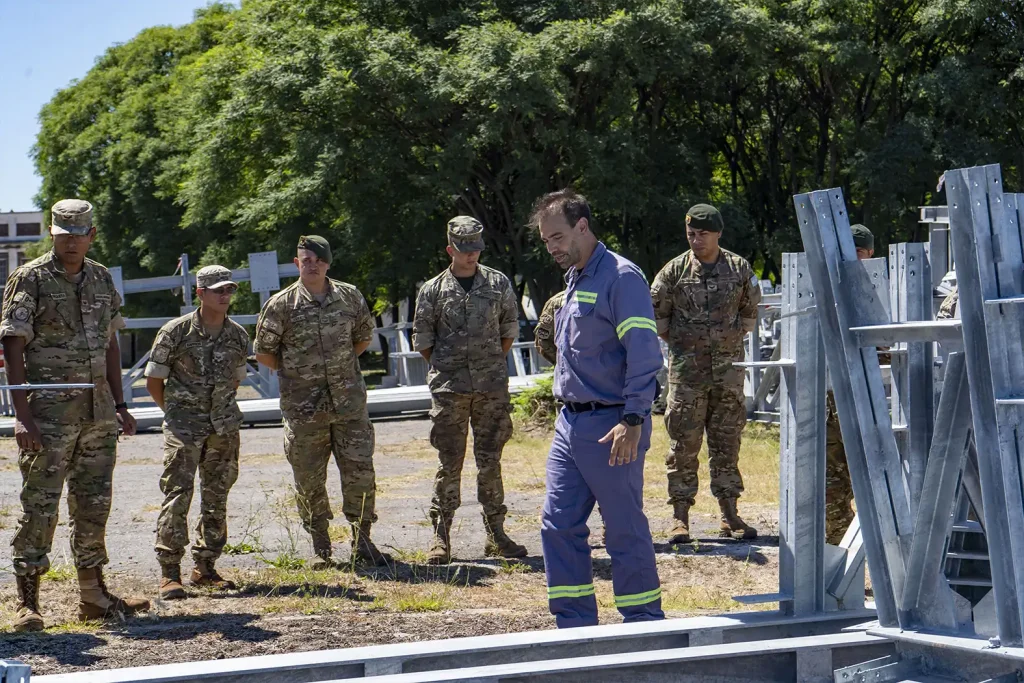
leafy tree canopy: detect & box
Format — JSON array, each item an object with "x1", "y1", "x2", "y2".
[{"x1": 33, "y1": 0, "x2": 1024, "y2": 316}]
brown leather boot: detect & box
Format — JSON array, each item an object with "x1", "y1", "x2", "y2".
[
  {"x1": 14, "y1": 574, "x2": 44, "y2": 632},
  {"x1": 190, "y1": 560, "x2": 236, "y2": 590},
  {"x1": 158, "y1": 563, "x2": 186, "y2": 600},
  {"x1": 78, "y1": 567, "x2": 151, "y2": 620},
  {"x1": 427, "y1": 514, "x2": 453, "y2": 565},
  {"x1": 483, "y1": 514, "x2": 527, "y2": 559},
  {"x1": 719, "y1": 498, "x2": 757, "y2": 540},
  {"x1": 352, "y1": 522, "x2": 390, "y2": 566},
  {"x1": 668, "y1": 502, "x2": 691, "y2": 544}
]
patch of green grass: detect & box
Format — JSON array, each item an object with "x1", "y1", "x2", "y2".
[
  {"x1": 261, "y1": 552, "x2": 306, "y2": 570},
  {"x1": 328, "y1": 524, "x2": 351, "y2": 543},
  {"x1": 42, "y1": 563, "x2": 77, "y2": 583},
  {"x1": 390, "y1": 547, "x2": 431, "y2": 565},
  {"x1": 224, "y1": 542, "x2": 262, "y2": 556},
  {"x1": 497, "y1": 559, "x2": 531, "y2": 575}
]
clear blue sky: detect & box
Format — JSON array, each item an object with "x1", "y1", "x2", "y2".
[{"x1": 0, "y1": 0, "x2": 214, "y2": 212}]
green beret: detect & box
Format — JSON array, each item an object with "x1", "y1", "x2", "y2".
[
  {"x1": 850, "y1": 224, "x2": 874, "y2": 251},
  {"x1": 297, "y1": 235, "x2": 332, "y2": 264},
  {"x1": 685, "y1": 203, "x2": 724, "y2": 233}
]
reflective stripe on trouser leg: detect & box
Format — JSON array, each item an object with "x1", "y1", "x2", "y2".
[
  {"x1": 542, "y1": 410, "x2": 598, "y2": 628},
  {"x1": 576, "y1": 407, "x2": 664, "y2": 623}
]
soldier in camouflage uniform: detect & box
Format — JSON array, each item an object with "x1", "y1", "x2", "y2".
[
  {"x1": 824, "y1": 224, "x2": 879, "y2": 544},
  {"x1": 1, "y1": 199, "x2": 150, "y2": 631},
  {"x1": 255, "y1": 236, "x2": 389, "y2": 566},
  {"x1": 535, "y1": 290, "x2": 610, "y2": 546},
  {"x1": 650, "y1": 204, "x2": 761, "y2": 543},
  {"x1": 145, "y1": 266, "x2": 249, "y2": 599},
  {"x1": 534, "y1": 291, "x2": 565, "y2": 367},
  {"x1": 938, "y1": 286, "x2": 958, "y2": 320},
  {"x1": 413, "y1": 216, "x2": 528, "y2": 564}
]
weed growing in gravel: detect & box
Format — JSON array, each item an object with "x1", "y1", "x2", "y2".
[
  {"x1": 262, "y1": 552, "x2": 306, "y2": 570},
  {"x1": 224, "y1": 542, "x2": 261, "y2": 555},
  {"x1": 42, "y1": 563, "x2": 77, "y2": 583},
  {"x1": 497, "y1": 559, "x2": 531, "y2": 575},
  {"x1": 328, "y1": 524, "x2": 351, "y2": 543}
]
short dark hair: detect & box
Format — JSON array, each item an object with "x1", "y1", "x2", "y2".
[{"x1": 529, "y1": 188, "x2": 593, "y2": 232}]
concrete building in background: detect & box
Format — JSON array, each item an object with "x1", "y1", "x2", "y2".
[{"x1": 0, "y1": 210, "x2": 44, "y2": 287}]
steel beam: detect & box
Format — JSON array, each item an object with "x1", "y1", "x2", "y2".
[
  {"x1": 35, "y1": 611, "x2": 879, "y2": 683},
  {"x1": 793, "y1": 188, "x2": 913, "y2": 628},
  {"x1": 339, "y1": 633, "x2": 892, "y2": 683},
  {"x1": 778, "y1": 253, "x2": 828, "y2": 616},
  {"x1": 899, "y1": 352, "x2": 972, "y2": 630},
  {"x1": 944, "y1": 165, "x2": 1024, "y2": 646}
]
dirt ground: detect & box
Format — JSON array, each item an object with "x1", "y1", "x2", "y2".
[{"x1": 0, "y1": 418, "x2": 781, "y2": 675}]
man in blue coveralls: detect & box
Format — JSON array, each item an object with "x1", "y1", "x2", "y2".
[{"x1": 530, "y1": 188, "x2": 665, "y2": 628}]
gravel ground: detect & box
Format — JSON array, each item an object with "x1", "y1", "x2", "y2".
[{"x1": 0, "y1": 418, "x2": 781, "y2": 675}]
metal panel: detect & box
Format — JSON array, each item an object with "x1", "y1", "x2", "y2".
[
  {"x1": 778, "y1": 253, "x2": 827, "y2": 616},
  {"x1": 109, "y1": 265, "x2": 124, "y2": 300},
  {"x1": 793, "y1": 188, "x2": 914, "y2": 627},
  {"x1": 944, "y1": 165, "x2": 1024, "y2": 646},
  {"x1": 888, "y1": 243, "x2": 934, "y2": 513},
  {"x1": 899, "y1": 353, "x2": 972, "y2": 630},
  {"x1": 248, "y1": 251, "x2": 282, "y2": 293}
]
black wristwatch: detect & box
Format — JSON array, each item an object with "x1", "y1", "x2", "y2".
[
  {"x1": 622, "y1": 413, "x2": 644, "y2": 427},
  {"x1": 114, "y1": 402, "x2": 128, "y2": 411}
]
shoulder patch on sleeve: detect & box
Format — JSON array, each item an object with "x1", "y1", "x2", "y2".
[{"x1": 750, "y1": 275, "x2": 759, "y2": 287}]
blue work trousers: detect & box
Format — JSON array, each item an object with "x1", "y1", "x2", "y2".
[{"x1": 541, "y1": 406, "x2": 664, "y2": 627}]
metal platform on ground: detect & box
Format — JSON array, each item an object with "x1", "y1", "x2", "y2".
[
  {"x1": 0, "y1": 375, "x2": 545, "y2": 436},
  {"x1": 34, "y1": 609, "x2": 881, "y2": 683}
]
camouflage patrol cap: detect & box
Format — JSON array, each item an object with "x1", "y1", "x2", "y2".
[
  {"x1": 50, "y1": 199, "x2": 94, "y2": 236},
  {"x1": 196, "y1": 265, "x2": 237, "y2": 290},
  {"x1": 685, "y1": 204, "x2": 724, "y2": 233},
  {"x1": 850, "y1": 224, "x2": 874, "y2": 251},
  {"x1": 447, "y1": 216, "x2": 485, "y2": 252},
  {"x1": 297, "y1": 235, "x2": 332, "y2": 264}
]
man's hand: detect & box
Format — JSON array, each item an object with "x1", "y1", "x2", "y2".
[
  {"x1": 599, "y1": 421, "x2": 642, "y2": 466},
  {"x1": 14, "y1": 415, "x2": 42, "y2": 452},
  {"x1": 117, "y1": 407, "x2": 137, "y2": 437}
]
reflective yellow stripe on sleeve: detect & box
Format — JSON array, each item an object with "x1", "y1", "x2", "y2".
[
  {"x1": 547, "y1": 583, "x2": 596, "y2": 599},
  {"x1": 574, "y1": 291, "x2": 598, "y2": 304},
  {"x1": 616, "y1": 316, "x2": 658, "y2": 339}
]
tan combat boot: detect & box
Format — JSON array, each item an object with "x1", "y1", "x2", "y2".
[
  {"x1": 483, "y1": 514, "x2": 527, "y2": 559},
  {"x1": 158, "y1": 563, "x2": 187, "y2": 600},
  {"x1": 78, "y1": 567, "x2": 151, "y2": 620},
  {"x1": 352, "y1": 522, "x2": 390, "y2": 566},
  {"x1": 427, "y1": 514, "x2": 453, "y2": 565},
  {"x1": 719, "y1": 498, "x2": 758, "y2": 540},
  {"x1": 14, "y1": 574, "x2": 44, "y2": 632},
  {"x1": 668, "y1": 502, "x2": 691, "y2": 544},
  {"x1": 190, "y1": 560, "x2": 236, "y2": 590},
  {"x1": 311, "y1": 527, "x2": 333, "y2": 567}
]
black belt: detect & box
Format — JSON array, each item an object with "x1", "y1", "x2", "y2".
[{"x1": 564, "y1": 401, "x2": 624, "y2": 413}]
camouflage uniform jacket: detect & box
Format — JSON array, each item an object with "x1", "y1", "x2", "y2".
[
  {"x1": 534, "y1": 291, "x2": 565, "y2": 365},
  {"x1": 254, "y1": 279, "x2": 374, "y2": 421},
  {"x1": 938, "y1": 287, "x2": 959, "y2": 320},
  {"x1": 650, "y1": 249, "x2": 761, "y2": 387},
  {"x1": 144, "y1": 310, "x2": 250, "y2": 435},
  {"x1": 412, "y1": 265, "x2": 519, "y2": 394},
  {"x1": 0, "y1": 250, "x2": 125, "y2": 422}
]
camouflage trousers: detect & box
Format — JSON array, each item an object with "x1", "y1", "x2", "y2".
[
  {"x1": 284, "y1": 410, "x2": 377, "y2": 537},
  {"x1": 155, "y1": 425, "x2": 240, "y2": 565},
  {"x1": 651, "y1": 365, "x2": 668, "y2": 415},
  {"x1": 12, "y1": 415, "x2": 117, "y2": 576},
  {"x1": 664, "y1": 381, "x2": 746, "y2": 506},
  {"x1": 825, "y1": 393, "x2": 855, "y2": 545},
  {"x1": 428, "y1": 391, "x2": 513, "y2": 523}
]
